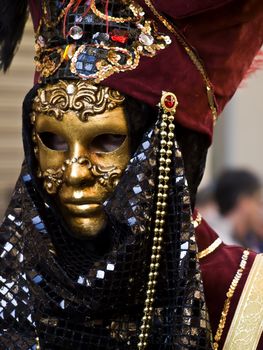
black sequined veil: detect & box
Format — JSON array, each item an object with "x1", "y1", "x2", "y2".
[{"x1": 0, "y1": 82, "x2": 212, "y2": 349}]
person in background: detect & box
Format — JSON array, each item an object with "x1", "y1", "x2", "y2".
[
  {"x1": 195, "y1": 184, "x2": 218, "y2": 224},
  {"x1": 213, "y1": 169, "x2": 263, "y2": 251}
]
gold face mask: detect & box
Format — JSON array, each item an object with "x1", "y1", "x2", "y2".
[{"x1": 31, "y1": 80, "x2": 130, "y2": 239}]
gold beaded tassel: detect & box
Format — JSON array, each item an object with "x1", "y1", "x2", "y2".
[{"x1": 138, "y1": 92, "x2": 178, "y2": 350}]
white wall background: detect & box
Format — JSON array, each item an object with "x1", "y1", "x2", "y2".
[
  {"x1": 200, "y1": 65, "x2": 263, "y2": 187},
  {"x1": 0, "y1": 21, "x2": 34, "y2": 218}
]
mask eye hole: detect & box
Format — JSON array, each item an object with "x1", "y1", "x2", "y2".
[
  {"x1": 38, "y1": 132, "x2": 69, "y2": 151},
  {"x1": 90, "y1": 134, "x2": 126, "y2": 153}
]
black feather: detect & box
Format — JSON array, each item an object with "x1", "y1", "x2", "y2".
[{"x1": 0, "y1": 0, "x2": 28, "y2": 72}]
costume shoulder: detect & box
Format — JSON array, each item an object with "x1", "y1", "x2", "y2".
[
  {"x1": 195, "y1": 217, "x2": 263, "y2": 350},
  {"x1": 0, "y1": 0, "x2": 28, "y2": 72}
]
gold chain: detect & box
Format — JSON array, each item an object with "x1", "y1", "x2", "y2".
[
  {"x1": 143, "y1": 0, "x2": 218, "y2": 123},
  {"x1": 138, "y1": 92, "x2": 178, "y2": 349},
  {"x1": 213, "y1": 249, "x2": 250, "y2": 349}
]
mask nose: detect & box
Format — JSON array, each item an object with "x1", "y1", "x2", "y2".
[{"x1": 64, "y1": 156, "x2": 95, "y2": 187}]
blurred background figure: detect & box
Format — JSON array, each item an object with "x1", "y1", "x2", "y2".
[
  {"x1": 197, "y1": 169, "x2": 263, "y2": 252},
  {"x1": 195, "y1": 184, "x2": 217, "y2": 224}
]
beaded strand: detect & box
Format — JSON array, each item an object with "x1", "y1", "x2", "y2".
[{"x1": 138, "y1": 92, "x2": 178, "y2": 350}]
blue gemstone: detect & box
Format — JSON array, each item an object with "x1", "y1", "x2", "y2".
[
  {"x1": 84, "y1": 63, "x2": 93, "y2": 71},
  {"x1": 36, "y1": 223, "x2": 45, "y2": 231},
  {"x1": 86, "y1": 55, "x2": 96, "y2": 63},
  {"x1": 33, "y1": 274, "x2": 43, "y2": 284},
  {"x1": 23, "y1": 174, "x2": 31, "y2": 182},
  {"x1": 76, "y1": 62, "x2": 83, "y2": 70},
  {"x1": 32, "y1": 216, "x2": 41, "y2": 225}
]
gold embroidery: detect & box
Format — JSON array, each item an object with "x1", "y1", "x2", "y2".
[
  {"x1": 213, "y1": 250, "x2": 250, "y2": 350},
  {"x1": 197, "y1": 238, "x2": 222, "y2": 259},
  {"x1": 223, "y1": 254, "x2": 263, "y2": 350}
]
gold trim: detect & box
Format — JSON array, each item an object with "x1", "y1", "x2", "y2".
[
  {"x1": 214, "y1": 250, "x2": 250, "y2": 349},
  {"x1": 222, "y1": 254, "x2": 263, "y2": 350},
  {"x1": 192, "y1": 211, "x2": 202, "y2": 229},
  {"x1": 197, "y1": 238, "x2": 222, "y2": 259}
]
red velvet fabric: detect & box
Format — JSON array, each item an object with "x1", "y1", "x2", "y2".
[
  {"x1": 153, "y1": 0, "x2": 234, "y2": 19},
  {"x1": 28, "y1": 0, "x2": 263, "y2": 142},
  {"x1": 28, "y1": 0, "x2": 42, "y2": 31},
  {"x1": 105, "y1": 0, "x2": 263, "y2": 142},
  {"x1": 195, "y1": 218, "x2": 263, "y2": 349}
]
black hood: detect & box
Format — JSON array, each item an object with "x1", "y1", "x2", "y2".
[{"x1": 0, "y1": 84, "x2": 212, "y2": 350}]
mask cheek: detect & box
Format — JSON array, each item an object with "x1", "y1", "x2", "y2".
[{"x1": 36, "y1": 141, "x2": 66, "y2": 195}]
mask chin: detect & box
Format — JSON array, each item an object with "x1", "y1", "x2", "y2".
[{"x1": 58, "y1": 203, "x2": 108, "y2": 239}]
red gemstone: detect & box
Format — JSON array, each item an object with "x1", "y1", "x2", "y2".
[
  {"x1": 164, "y1": 95, "x2": 175, "y2": 108},
  {"x1": 110, "y1": 29, "x2": 129, "y2": 44}
]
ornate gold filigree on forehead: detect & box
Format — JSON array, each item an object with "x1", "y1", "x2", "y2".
[{"x1": 31, "y1": 80, "x2": 125, "y2": 122}]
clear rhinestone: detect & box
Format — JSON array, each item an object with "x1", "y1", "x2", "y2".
[
  {"x1": 69, "y1": 25, "x2": 83, "y2": 40},
  {"x1": 139, "y1": 33, "x2": 154, "y2": 46}
]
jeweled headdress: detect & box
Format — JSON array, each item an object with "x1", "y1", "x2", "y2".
[
  {"x1": 35, "y1": 0, "x2": 171, "y2": 83},
  {"x1": 31, "y1": 0, "x2": 219, "y2": 138}
]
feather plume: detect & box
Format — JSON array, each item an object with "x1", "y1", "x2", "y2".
[{"x1": 0, "y1": 0, "x2": 28, "y2": 72}]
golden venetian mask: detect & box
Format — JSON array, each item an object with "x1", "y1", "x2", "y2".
[{"x1": 31, "y1": 80, "x2": 130, "y2": 239}]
